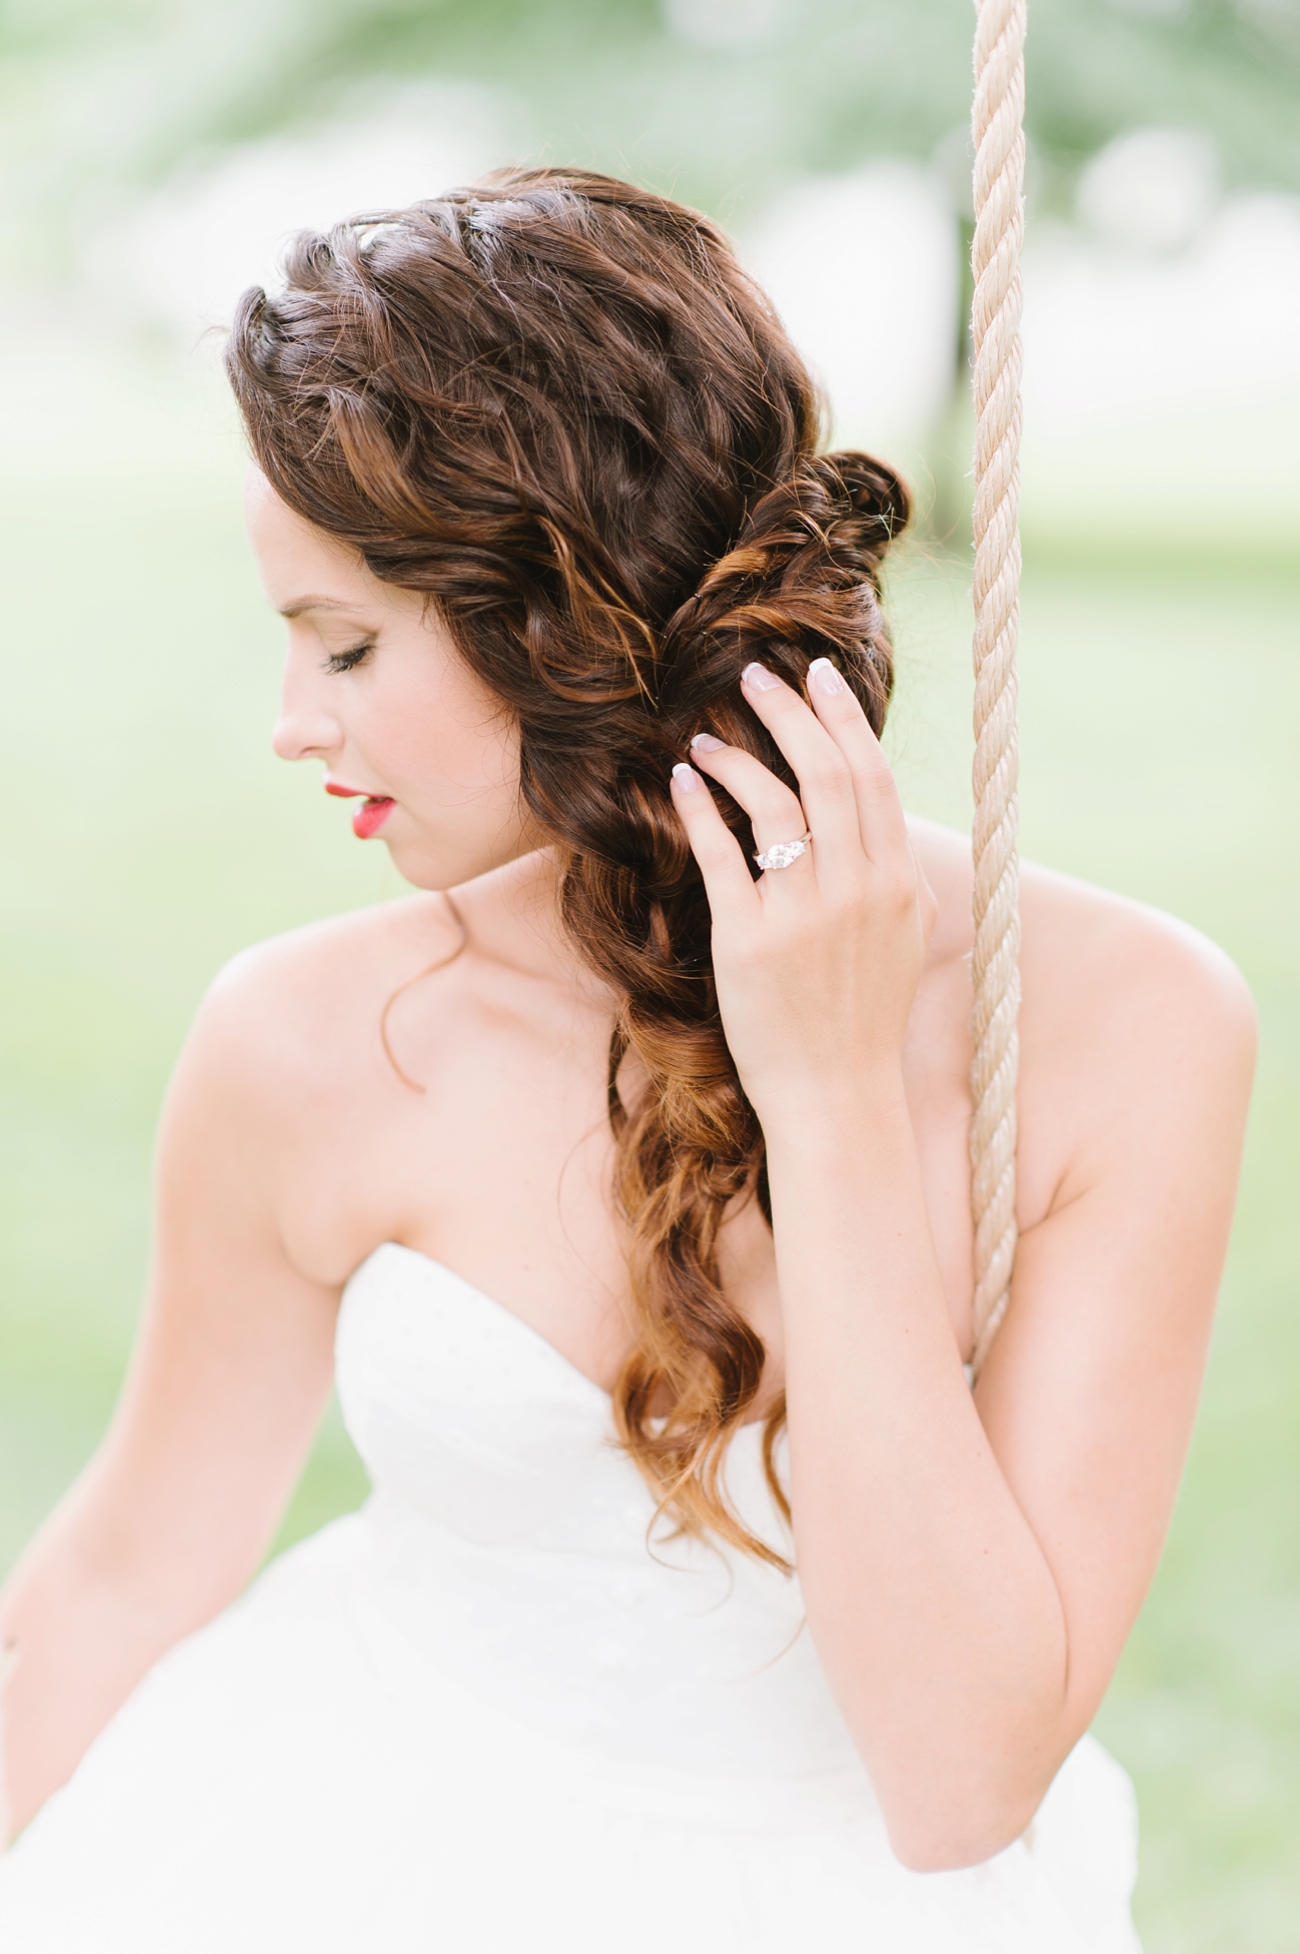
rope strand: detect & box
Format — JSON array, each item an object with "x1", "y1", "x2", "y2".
[{"x1": 968, "y1": 0, "x2": 1025, "y2": 1375}]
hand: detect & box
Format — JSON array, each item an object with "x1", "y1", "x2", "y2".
[{"x1": 670, "y1": 658, "x2": 936, "y2": 1120}]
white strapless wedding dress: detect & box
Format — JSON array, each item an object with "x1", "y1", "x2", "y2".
[{"x1": 0, "y1": 1245, "x2": 1141, "y2": 1951}]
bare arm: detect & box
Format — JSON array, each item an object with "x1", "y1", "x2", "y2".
[
  {"x1": 673, "y1": 660, "x2": 1254, "y2": 1870},
  {"x1": 0, "y1": 962, "x2": 341, "y2": 1843}
]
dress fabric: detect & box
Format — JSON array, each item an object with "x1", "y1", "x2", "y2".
[{"x1": 0, "y1": 1244, "x2": 1142, "y2": 1951}]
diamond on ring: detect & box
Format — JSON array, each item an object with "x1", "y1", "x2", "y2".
[{"x1": 754, "y1": 831, "x2": 812, "y2": 872}]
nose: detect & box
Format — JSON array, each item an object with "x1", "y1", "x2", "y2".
[{"x1": 272, "y1": 648, "x2": 343, "y2": 764}]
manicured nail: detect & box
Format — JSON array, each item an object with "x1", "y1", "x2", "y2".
[
  {"x1": 690, "y1": 733, "x2": 725, "y2": 753},
  {"x1": 741, "y1": 662, "x2": 781, "y2": 692},
  {"x1": 671, "y1": 762, "x2": 701, "y2": 793},
  {"x1": 808, "y1": 657, "x2": 846, "y2": 696}
]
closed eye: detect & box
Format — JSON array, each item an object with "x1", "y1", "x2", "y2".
[{"x1": 323, "y1": 639, "x2": 375, "y2": 675}]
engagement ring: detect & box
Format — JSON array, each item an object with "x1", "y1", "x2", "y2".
[{"x1": 754, "y1": 831, "x2": 812, "y2": 872}]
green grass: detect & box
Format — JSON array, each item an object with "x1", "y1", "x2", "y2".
[{"x1": 1, "y1": 475, "x2": 1296, "y2": 1950}]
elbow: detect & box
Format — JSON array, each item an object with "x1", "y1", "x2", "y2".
[
  {"x1": 884, "y1": 1792, "x2": 1043, "y2": 1874},
  {"x1": 863, "y1": 1681, "x2": 1070, "y2": 1872}
]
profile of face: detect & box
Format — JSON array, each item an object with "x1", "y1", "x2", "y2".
[{"x1": 245, "y1": 467, "x2": 535, "y2": 891}]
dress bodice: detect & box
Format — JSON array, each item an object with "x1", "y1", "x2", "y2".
[
  {"x1": 0, "y1": 1240, "x2": 1142, "y2": 1953},
  {"x1": 335, "y1": 1243, "x2": 865, "y2": 1781}
]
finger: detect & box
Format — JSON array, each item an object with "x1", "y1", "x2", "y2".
[
  {"x1": 669, "y1": 763, "x2": 760, "y2": 928},
  {"x1": 686, "y1": 737, "x2": 811, "y2": 869},
  {"x1": 736, "y1": 662, "x2": 865, "y2": 880},
  {"x1": 803, "y1": 657, "x2": 910, "y2": 863}
]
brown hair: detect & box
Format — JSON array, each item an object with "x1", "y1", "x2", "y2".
[{"x1": 226, "y1": 167, "x2": 909, "y2": 1566}]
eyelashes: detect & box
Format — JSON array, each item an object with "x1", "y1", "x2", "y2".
[{"x1": 323, "y1": 639, "x2": 375, "y2": 676}]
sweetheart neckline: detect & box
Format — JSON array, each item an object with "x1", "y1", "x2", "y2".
[
  {"x1": 347, "y1": 1242, "x2": 773, "y2": 1435},
  {"x1": 350, "y1": 1241, "x2": 617, "y2": 1405}
]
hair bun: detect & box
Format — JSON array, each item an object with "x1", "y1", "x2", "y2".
[
  {"x1": 659, "y1": 446, "x2": 910, "y2": 743},
  {"x1": 806, "y1": 450, "x2": 911, "y2": 561}
]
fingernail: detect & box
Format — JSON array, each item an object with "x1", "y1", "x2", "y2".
[
  {"x1": 741, "y1": 662, "x2": 781, "y2": 692},
  {"x1": 690, "y1": 733, "x2": 725, "y2": 753},
  {"x1": 671, "y1": 762, "x2": 701, "y2": 793},
  {"x1": 808, "y1": 657, "x2": 846, "y2": 696}
]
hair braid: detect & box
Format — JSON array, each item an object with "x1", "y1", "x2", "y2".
[{"x1": 555, "y1": 455, "x2": 906, "y2": 1563}]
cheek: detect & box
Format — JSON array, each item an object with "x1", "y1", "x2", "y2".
[{"x1": 371, "y1": 660, "x2": 520, "y2": 804}]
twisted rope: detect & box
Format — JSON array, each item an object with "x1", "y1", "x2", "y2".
[{"x1": 968, "y1": 0, "x2": 1025, "y2": 1376}]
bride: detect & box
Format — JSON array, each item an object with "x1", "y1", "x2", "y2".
[{"x1": 0, "y1": 169, "x2": 1253, "y2": 1951}]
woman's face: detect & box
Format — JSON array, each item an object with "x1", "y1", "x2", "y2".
[{"x1": 246, "y1": 468, "x2": 536, "y2": 890}]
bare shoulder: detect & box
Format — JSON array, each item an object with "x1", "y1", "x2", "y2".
[
  {"x1": 1017, "y1": 858, "x2": 1256, "y2": 1073},
  {"x1": 180, "y1": 893, "x2": 459, "y2": 1111},
  {"x1": 909, "y1": 810, "x2": 1255, "y2": 1046},
  {"x1": 906, "y1": 813, "x2": 1256, "y2": 1216}
]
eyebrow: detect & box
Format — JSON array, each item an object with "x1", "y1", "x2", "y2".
[{"x1": 277, "y1": 595, "x2": 363, "y2": 619}]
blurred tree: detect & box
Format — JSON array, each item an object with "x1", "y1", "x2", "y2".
[{"x1": 3, "y1": 0, "x2": 1299, "y2": 275}]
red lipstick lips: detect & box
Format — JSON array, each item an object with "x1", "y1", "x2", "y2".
[
  {"x1": 352, "y1": 797, "x2": 395, "y2": 839},
  {"x1": 324, "y1": 779, "x2": 396, "y2": 840}
]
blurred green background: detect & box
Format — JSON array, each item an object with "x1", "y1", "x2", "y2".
[{"x1": 2, "y1": 1, "x2": 1298, "y2": 1948}]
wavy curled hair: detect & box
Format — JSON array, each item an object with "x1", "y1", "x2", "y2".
[{"x1": 226, "y1": 167, "x2": 910, "y2": 1568}]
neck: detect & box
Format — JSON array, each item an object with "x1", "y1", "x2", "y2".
[{"x1": 448, "y1": 847, "x2": 611, "y2": 1002}]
